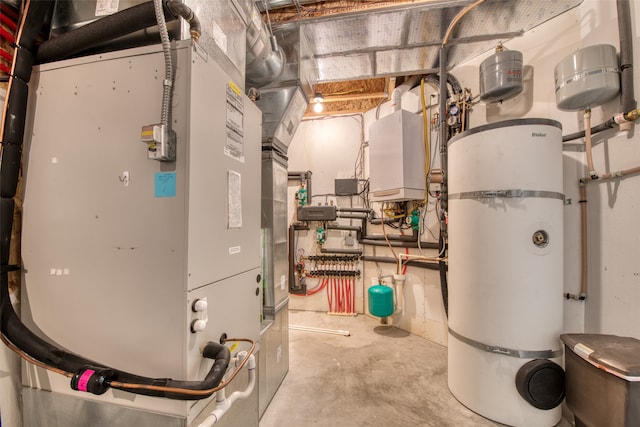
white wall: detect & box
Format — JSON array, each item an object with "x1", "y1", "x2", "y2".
[
  {"x1": 287, "y1": 116, "x2": 370, "y2": 314},
  {"x1": 287, "y1": 0, "x2": 640, "y2": 342}
]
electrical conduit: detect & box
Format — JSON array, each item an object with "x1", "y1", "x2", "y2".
[{"x1": 154, "y1": 0, "x2": 173, "y2": 129}]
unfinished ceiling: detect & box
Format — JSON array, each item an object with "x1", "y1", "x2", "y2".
[{"x1": 261, "y1": 0, "x2": 583, "y2": 115}]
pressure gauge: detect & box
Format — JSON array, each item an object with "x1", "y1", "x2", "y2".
[{"x1": 449, "y1": 105, "x2": 460, "y2": 116}]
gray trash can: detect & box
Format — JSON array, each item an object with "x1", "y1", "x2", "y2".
[{"x1": 561, "y1": 334, "x2": 640, "y2": 427}]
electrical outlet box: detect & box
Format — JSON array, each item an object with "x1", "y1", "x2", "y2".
[{"x1": 335, "y1": 178, "x2": 359, "y2": 196}]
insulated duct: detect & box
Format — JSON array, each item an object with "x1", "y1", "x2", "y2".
[
  {"x1": 246, "y1": 5, "x2": 285, "y2": 88},
  {"x1": 36, "y1": 1, "x2": 186, "y2": 63},
  {"x1": 252, "y1": 23, "x2": 317, "y2": 152}
]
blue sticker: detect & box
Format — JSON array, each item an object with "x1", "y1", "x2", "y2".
[{"x1": 154, "y1": 172, "x2": 177, "y2": 198}]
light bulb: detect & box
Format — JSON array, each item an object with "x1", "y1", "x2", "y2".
[{"x1": 313, "y1": 102, "x2": 324, "y2": 113}]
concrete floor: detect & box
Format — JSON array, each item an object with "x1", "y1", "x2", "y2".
[{"x1": 259, "y1": 310, "x2": 573, "y2": 427}]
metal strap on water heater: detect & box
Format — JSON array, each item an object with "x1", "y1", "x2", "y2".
[
  {"x1": 449, "y1": 328, "x2": 563, "y2": 359},
  {"x1": 448, "y1": 189, "x2": 565, "y2": 201},
  {"x1": 555, "y1": 66, "x2": 619, "y2": 92}
]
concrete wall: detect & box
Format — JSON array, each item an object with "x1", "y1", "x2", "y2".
[{"x1": 287, "y1": 0, "x2": 640, "y2": 342}]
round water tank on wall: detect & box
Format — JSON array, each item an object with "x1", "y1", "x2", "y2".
[
  {"x1": 447, "y1": 119, "x2": 564, "y2": 427},
  {"x1": 479, "y1": 49, "x2": 523, "y2": 102},
  {"x1": 554, "y1": 44, "x2": 619, "y2": 110}
]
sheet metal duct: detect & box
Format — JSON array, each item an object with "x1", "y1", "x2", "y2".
[
  {"x1": 281, "y1": 0, "x2": 583, "y2": 82},
  {"x1": 258, "y1": 86, "x2": 308, "y2": 152},
  {"x1": 252, "y1": 24, "x2": 318, "y2": 152},
  {"x1": 246, "y1": 5, "x2": 286, "y2": 87}
]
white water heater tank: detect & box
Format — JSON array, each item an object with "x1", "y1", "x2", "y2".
[{"x1": 447, "y1": 119, "x2": 565, "y2": 427}]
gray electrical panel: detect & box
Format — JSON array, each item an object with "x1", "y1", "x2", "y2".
[
  {"x1": 335, "y1": 178, "x2": 359, "y2": 196},
  {"x1": 21, "y1": 41, "x2": 261, "y2": 426}
]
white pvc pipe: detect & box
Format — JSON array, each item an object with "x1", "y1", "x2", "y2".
[
  {"x1": 392, "y1": 274, "x2": 405, "y2": 315},
  {"x1": 289, "y1": 324, "x2": 351, "y2": 336},
  {"x1": 198, "y1": 353, "x2": 256, "y2": 427},
  {"x1": 391, "y1": 75, "x2": 422, "y2": 112}
]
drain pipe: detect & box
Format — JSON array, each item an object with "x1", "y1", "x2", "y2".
[{"x1": 198, "y1": 352, "x2": 256, "y2": 426}]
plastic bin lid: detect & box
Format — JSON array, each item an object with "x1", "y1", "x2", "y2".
[{"x1": 561, "y1": 334, "x2": 640, "y2": 378}]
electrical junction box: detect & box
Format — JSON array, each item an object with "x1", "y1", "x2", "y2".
[
  {"x1": 368, "y1": 109, "x2": 425, "y2": 202},
  {"x1": 21, "y1": 41, "x2": 261, "y2": 426},
  {"x1": 335, "y1": 178, "x2": 359, "y2": 196}
]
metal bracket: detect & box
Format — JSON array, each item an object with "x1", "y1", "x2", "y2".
[
  {"x1": 449, "y1": 327, "x2": 563, "y2": 359},
  {"x1": 449, "y1": 189, "x2": 565, "y2": 202}
]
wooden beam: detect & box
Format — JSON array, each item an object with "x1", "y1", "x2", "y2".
[
  {"x1": 317, "y1": 91, "x2": 387, "y2": 103},
  {"x1": 268, "y1": 0, "x2": 437, "y2": 25}
]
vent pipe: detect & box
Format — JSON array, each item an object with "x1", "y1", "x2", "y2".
[{"x1": 246, "y1": 7, "x2": 285, "y2": 88}]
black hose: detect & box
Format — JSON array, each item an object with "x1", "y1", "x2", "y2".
[
  {"x1": 369, "y1": 218, "x2": 399, "y2": 225},
  {"x1": 617, "y1": 0, "x2": 636, "y2": 114},
  {"x1": 360, "y1": 239, "x2": 439, "y2": 249},
  {"x1": 360, "y1": 256, "x2": 440, "y2": 271},
  {"x1": 36, "y1": 1, "x2": 177, "y2": 64},
  {"x1": 107, "y1": 342, "x2": 230, "y2": 399},
  {"x1": 337, "y1": 207, "x2": 371, "y2": 213},
  {"x1": 326, "y1": 224, "x2": 361, "y2": 232},
  {"x1": 438, "y1": 45, "x2": 449, "y2": 319},
  {"x1": 562, "y1": 119, "x2": 616, "y2": 142},
  {"x1": 337, "y1": 214, "x2": 368, "y2": 220},
  {"x1": 165, "y1": 0, "x2": 201, "y2": 40},
  {"x1": 438, "y1": 234, "x2": 448, "y2": 318},
  {"x1": 363, "y1": 234, "x2": 419, "y2": 242}
]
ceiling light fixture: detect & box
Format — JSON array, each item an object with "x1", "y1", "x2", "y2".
[
  {"x1": 313, "y1": 92, "x2": 324, "y2": 103},
  {"x1": 313, "y1": 102, "x2": 324, "y2": 113}
]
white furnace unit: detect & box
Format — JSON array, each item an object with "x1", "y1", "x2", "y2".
[
  {"x1": 20, "y1": 40, "x2": 262, "y2": 426},
  {"x1": 368, "y1": 109, "x2": 426, "y2": 202}
]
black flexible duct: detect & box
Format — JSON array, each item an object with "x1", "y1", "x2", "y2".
[
  {"x1": 36, "y1": 1, "x2": 179, "y2": 64},
  {"x1": 1, "y1": 0, "x2": 232, "y2": 401},
  {"x1": 438, "y1": 233, "x2": 448, "y2": 317},
  {"x1": 165, "y1": 0, "x2": 201, "y2": 40}
]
